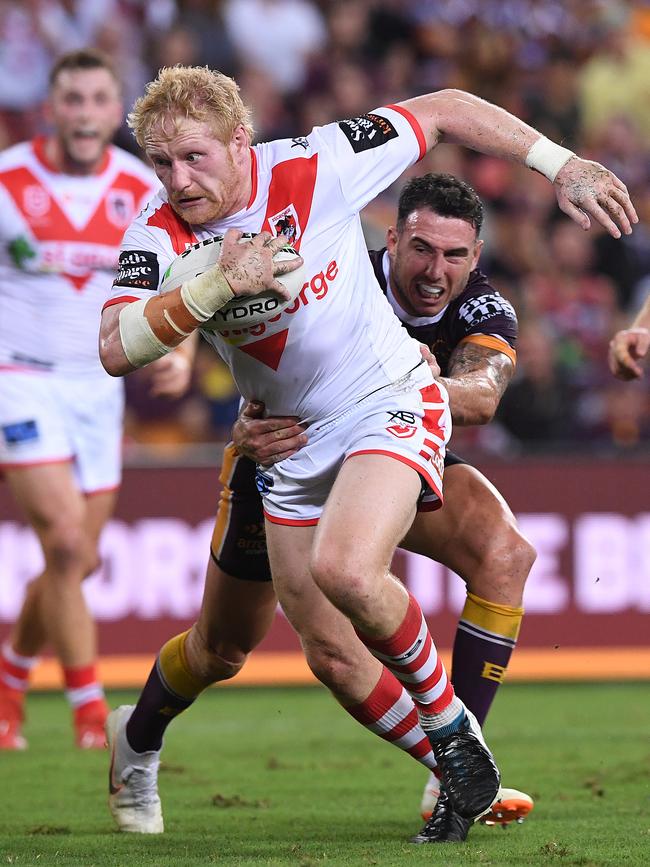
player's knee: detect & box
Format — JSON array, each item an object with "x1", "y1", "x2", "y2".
[
  {"x1": 499, "y1": 527, "x2": 536, "y2": 584},
  {"x1": 302, "y1": 638, "x2": 357, "y2": 692},
  {"x1": 309, "y1": 551, "x2": 374, "y2": 613},
  {"x1": 477, "y1": 525, "x2": 536, "y2": 598},
  {"x1": 41, "y1": 523, "x2": 88, "y2": 578},
  {"x1": 191, "y1": 628, "x2": 247, "y2": 682}
]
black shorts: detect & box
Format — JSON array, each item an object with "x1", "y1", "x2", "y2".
[{"x1": 211, "y1": 444, "x2": 470, "y2": 582}]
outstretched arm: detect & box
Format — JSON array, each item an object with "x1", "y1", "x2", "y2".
[
  {"x1": 608, "y1": 295, "x2": 650, "y2": 380},
  {"x1": 399, "y1": 89, "x2": 637, "y2": 239}
]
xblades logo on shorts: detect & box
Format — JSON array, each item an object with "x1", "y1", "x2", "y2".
[{"x1": 386, "y1": 410, "x2": 417, "y2": 439}]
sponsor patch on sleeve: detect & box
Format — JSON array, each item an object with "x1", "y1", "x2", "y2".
[
  {"x1": 457, "y1": 293, "x2": 517, "y2": 327},
  {"x1": 113, "y1": 249, "x2": 159, "y2": 291},
  {"x1": 338, "y1": 113, "x2": 399, "y2": 153}
]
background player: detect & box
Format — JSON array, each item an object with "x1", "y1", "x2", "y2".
[
  {"x1": 608, "y1": 294, "x2": 650, "y2": 380},
  {"x1": 0, "y1": 50, "x2": 192, "y2": 750},
  {"x1": 98, "y1": 67, "x2": 636, "y2": 838},
  {"x1": 230, "y1": 172, "x2": 535, "y2": 842}
]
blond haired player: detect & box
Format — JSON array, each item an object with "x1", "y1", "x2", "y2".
[
  {"x1": 98, "y1": 66, "x2": 636, "y2": 840},
  {"x1": 0, "y1": 51, "x2": 192, "y2": 750}
]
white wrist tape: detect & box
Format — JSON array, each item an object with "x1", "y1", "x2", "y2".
[
  {"x1": 525, "y1": 137, "x2": 575, "y2": 182},
  {"x1": 180, "y1": 265, "x2": 234, "y2": 322},
  {"x1": 119, "y1": 299, "x2": 171, "y2": 367}
]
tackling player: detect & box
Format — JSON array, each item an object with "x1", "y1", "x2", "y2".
[
  {"x1": 0, "y1": 51, "x2": 192, "y2": 750},
  {"x1": 98, "y1": 66, "x2": 636, "y2": 840}
]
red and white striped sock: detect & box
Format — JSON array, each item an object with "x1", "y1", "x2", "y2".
[
  {"x1": 0, "y1": 641, "x2": 38, "y2": 696},
  {"x1": 356, "y1": 592, "x2": 465, "y2": 737},
  {"x1": 62, "y1": 664, "x2": 107, "y2": 722},
  {"x1": 345, "y1": 667, "x2": 438, "y2": 770}
]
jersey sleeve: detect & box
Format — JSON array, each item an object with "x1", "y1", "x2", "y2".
[
  {"x1": 453, "y1": 272, "x2": 519, "y2": 365},
  {"x1": 311, "y1": 104, "x2": 425, "y2": 214},
  {"x1": 103, "y1": 216, "x2": 174, "y2": 310}
]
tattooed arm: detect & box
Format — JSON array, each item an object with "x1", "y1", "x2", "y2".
[{"x1": 437, "y1": 342, "x2": 515, "y2": 426}]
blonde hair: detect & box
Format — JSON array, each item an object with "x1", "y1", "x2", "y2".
[{"x1": 128, "y1": 66, "x2": 254, "y2": 148}]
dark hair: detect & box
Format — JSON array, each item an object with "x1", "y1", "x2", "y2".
[
  {"x1": 397, "y1": 173, "x2": 483, "y2": 236},
  {"x1": 49, "y1": 49, "x2": 120, "y2": 89}
]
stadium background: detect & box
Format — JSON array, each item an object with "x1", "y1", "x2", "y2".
[{"x1": 1, "y1": 0, "x2": 649, "y2": 685}]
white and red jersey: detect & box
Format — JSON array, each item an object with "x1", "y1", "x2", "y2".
[
  {"x1": 107, "y1": 106, "x2": 427, "y2": 423},
  {"x1": 0, "y1": 138, "x2": 158, "y2": 376}
]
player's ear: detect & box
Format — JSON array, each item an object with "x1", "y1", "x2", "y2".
[
  {"x1": 230, "y1": 124, "x2": 250, "y2": 152},
  {"x1": 472, "y1": 238, "x2": 484, "y2": 269},
  {"x1": 386, "y1": 225, "x2": 398, "y2": 254}
]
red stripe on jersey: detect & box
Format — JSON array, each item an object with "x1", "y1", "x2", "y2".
[
  {"x1": 262, "y1": 153, "x2": 318, "y2": 252},
  {"x1": 419, "y1": 382, "x2": 446, "y2": 440},
  {"x1": 386, "y1": 104, "x2": 427, "y2": 161},
  {"x1": 102, "y1": 294, "x2": 140, "y2": 310},
  {"x1": 146, "y1": 202, "x2": 197, "y2": 255},
  {"x1": 247, "y1": 148, "x2": 258, "y2": 209}
]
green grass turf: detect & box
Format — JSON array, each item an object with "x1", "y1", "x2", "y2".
[{"x1": 0, "y1": 683, "x2": 648, "y2": 866}]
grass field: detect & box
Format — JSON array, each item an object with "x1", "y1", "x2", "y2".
[{"x1": 0, "y1": 682, "x2": 648, "y2": 866}]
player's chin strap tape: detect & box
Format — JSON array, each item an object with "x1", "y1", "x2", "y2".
[
  {"x1": 180, "y1": 265, "x2": 234, "y2": 322},
  {"x1": 119, "y1": 299, "x2": 171, "y2": 367},
  {"x1": 525, "y1": 136, "x2": 575, "y2": 183}
]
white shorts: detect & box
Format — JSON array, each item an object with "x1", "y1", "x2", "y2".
[
  {"x1": 260, "y1": 362, "x2": 451, "y2": 525},
  {"x1": 0, "y1": 370, "x2": 124, "y2": 493}
]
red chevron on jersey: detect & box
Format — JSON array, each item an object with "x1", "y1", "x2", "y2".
[
  {"x1": 0, "y1": 166, "x2": 150, "y2": 246},
  {"x1": 238, "y1": 328, "x2": 289, "y2": 370},
  {"x1": 0, "y1": 165, "x2": 153, "y2": 292},
  {"x1": 146, "y1": 202, "x2": 197, "y2": 255},
  {"x1": 262, "y1": 154, "x2": 318, "y2": 252}
]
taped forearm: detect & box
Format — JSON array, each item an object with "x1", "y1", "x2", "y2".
[
  {"x1": 118, "y1": 299, "x2": 171, "y2": 368},
  {"x1": 180, "y1": 265, "x2": 234, "y2": 321},
  {"x1": 117, "y1": 265, "x2": 235, "y2": 368},
  {"x1": 525, "y1": 136, "x2": 575, "y2": 182}
]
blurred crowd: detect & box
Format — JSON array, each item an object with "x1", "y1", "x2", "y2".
[{"x1": 2, "y1": 0, "x2": 650, "y2": 457}]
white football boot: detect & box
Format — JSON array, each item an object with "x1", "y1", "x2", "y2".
[
  {"x1": 479, "y1": 788, "x2": 534, "y2": 825},
  {"x1": 420, "y1": 771, "x2": 534, "y2": 825},
  {"x1": 106, "y1": 705, "x2": 164, "y2": 833}
]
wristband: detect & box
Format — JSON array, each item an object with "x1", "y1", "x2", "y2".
[
  {"x1": 180, "y1": 264, "x2": 234, "y2": 322},
  {"x1": 525, "y1": 137, "x2": 575, "y2": 183},
  {"x1": 119, "y1": 298, "x2": 171, "y2": 367}
]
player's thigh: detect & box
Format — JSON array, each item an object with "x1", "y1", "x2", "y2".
[
  {"x1": 315, "y1": 453, "x2": 422, "y2": 575},
  {"x1": 196, "y1": 556, "x2": 278, "y2": 654},
  {"x1": 83, "y1": 488, "x2": 119, "y2": 548},
  {"x1": 5, "y1": 462, "x2": 86, "y2": 537},
  {"x1": 401, "y1": 463, "x2": 519, "y2": 580},
  {"x1": 264, "y1": 521, "x2": 351, "y2": 639}
]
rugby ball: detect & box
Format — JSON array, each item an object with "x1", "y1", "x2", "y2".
[{"x1": 159, "y1": 234, "x2": 304, "y2": 330}]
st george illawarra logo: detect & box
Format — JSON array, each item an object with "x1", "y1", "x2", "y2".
[
  {"x1": 268, "y1": 204, "x2": 301, "y2": 244},
  {"x1": 386, "y1": 410, "x2": 417, "y2": 439}
]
